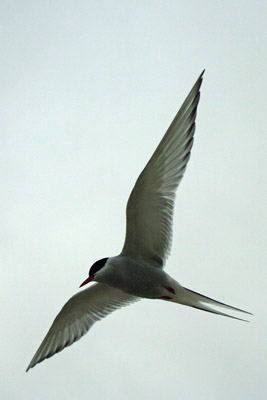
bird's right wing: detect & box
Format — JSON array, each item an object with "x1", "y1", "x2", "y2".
[{"x1": 26, "y1": 284, "x2": 138, "y2": 371}]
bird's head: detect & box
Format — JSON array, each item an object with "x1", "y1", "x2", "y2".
[{"x1": 79, "y1": 257, "x2": 109, "y2": 287}]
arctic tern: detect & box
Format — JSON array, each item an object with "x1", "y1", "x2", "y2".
[{"x1": 26, "y1": 71, "x2": 251, "y2": 371}]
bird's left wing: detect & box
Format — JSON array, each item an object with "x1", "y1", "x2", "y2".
[
  {"x1": 26, "y1": 283, "x2": 138, "y2": 371},
  {"x1": 122, "y1": 72, "x2": 204, "y2": 267}
]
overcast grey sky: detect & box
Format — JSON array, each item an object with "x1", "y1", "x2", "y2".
[{"x1": 1, "y1": 1, "x2": 266, "y2": 399}]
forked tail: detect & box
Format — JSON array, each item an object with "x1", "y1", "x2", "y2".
[{"x1": 171, "y1": 284, "x2": 252, "y2": 321}]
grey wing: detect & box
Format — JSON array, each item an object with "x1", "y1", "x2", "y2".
[
  {"x1": 121, "y1": 71, "x2": 204, "y2": 267},
  {"x1": 26, "y1": 284, "x2": 138, "y2": 371}
]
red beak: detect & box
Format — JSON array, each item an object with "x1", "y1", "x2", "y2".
[{"x1": 79, "y1": 275, "x2": 94, "y2": 288}]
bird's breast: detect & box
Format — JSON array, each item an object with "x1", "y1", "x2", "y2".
[{"x1": 100, "y1": 256, "x2": 168, "y2": 299}]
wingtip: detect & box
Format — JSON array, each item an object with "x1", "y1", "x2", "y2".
[
  {"x1": 193, "y1": 70, "x2": 205, "y2": 91},
  {"x1": 198, "y1": 69, "x2": 205, "y2": 81},
  {"x1": 26, "y1": 360, "x2": 35, "y2": 372},
  {"x1": 26, "y1": 356, "x2": 37, "y2": 372}
]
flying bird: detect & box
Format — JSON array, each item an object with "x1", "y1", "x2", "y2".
[{"x1": 26, "y1": 71, "x2": 251, "y2": 371}]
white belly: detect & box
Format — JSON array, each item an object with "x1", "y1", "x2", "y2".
[{"x1": 96, "y1": 255, "x2": 174, "y2": 299}]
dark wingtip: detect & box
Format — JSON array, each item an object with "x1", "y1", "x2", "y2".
[
  {"x1": 197, "y1": 70, "x2": 205, "y2": 81},
  {"x1": 194, "y1": 70, "x2": 205, "y2": 92}
]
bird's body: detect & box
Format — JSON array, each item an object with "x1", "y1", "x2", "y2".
[
  {"x1": 26, "y1": 71, "x2": 251, "y2": 372},
  {"x1": 96, "y1": 255, "x2": 176, "y2": 299}
]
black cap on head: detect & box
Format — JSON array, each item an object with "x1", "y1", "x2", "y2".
[{"x1": 89, "y1": 257, "x2": 108, "y2": 277}]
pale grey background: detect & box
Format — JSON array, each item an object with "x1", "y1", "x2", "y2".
[{"x1": 1, "y1": 1, "x2": 266, "y2": 399}]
